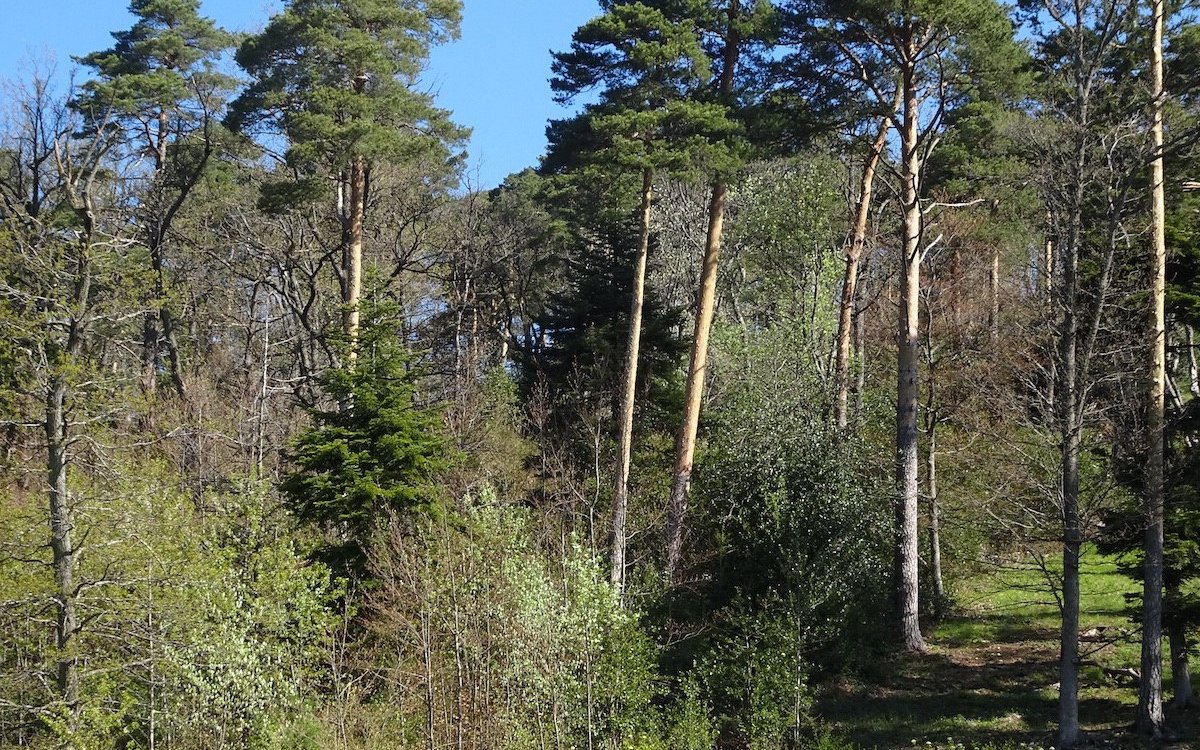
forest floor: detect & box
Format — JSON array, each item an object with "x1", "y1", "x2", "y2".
[{"x1": 816, "y1": 549, "x2": 1200, "y2": 749}]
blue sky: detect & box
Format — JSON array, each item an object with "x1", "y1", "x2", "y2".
[{"x1": 0, "y1": 0, "x2": 601, "y2": 188}]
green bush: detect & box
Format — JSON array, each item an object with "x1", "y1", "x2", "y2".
[{"x1": 662, "y1": 323, "x2": 891, "y2": 749}]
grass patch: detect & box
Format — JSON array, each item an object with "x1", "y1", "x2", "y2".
[{"x1": 815, "y1": 547, "x2": 1199, "y2": 749}]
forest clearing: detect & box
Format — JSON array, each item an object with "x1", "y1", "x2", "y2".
[
  {"x1": 1, "y1": 0, "x2": 1199, "y2": 748},
  {"x1": 822, "y1": 550, "x2": 1197, "y2": 748}
]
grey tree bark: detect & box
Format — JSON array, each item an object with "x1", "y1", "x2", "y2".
[
  {"x1": 46, "y1": 376, "x2": 80, "y2": 732},
  {"x1": 895, "y1": 50, "x2": 927, "y2": 653},
  {"x1": 923, "y1": 301, "x2": 945, "y2": 613},
  {"x1": 45, "y1": 134, "x2": 102, "y2": 742},
  {"x1": 1137, "y1": 0, "x2": 1167, "y2": 733},
  {"x1": 1043, "y1": 2, "x2": 1131, "y2": 739}
]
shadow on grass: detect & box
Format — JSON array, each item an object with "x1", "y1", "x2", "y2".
[
  {"x1": 936, "y1": 614, "x2": 1059, "y2": 648},
  {"x1": 814, "y1": 611, "x2": 1200, "y2": 748},
  {"x1": 817, "y1": 644, "x2": 1137, "y2": 748}
]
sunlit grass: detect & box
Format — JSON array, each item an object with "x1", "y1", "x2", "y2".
[{"x1": 816, "y1": 546, "x2": 1200, "y2": 749}]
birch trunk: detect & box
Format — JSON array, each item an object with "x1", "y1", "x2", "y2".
[
  {"x1": 1188, "y1": 327, "x2": 1199, "y2": 397},
  {"x1": 344, "y1": 154, "x2": 366, "y2": 364}
]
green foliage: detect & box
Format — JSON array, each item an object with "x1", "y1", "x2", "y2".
[
  {"x1": 75, "y1": 0, "x2": 234, "y2": 122},
  {"x1": 780, "y1": 0, "x2": 1025, "y2": 141},
  {"x1": 366, "y1": 497, "x2": 665, "y2": 750},
  {"x1": 280, "y1": 317, "x2": 449, "y2": 578},
  {"x1": 548, "y1": 2, "x2": 740, "y2": 179},
  {"x1": 552, "y1": 2, "x2": 712, "y2": 106},
  {"x1": 728, "y1": 155, "x2": 844, "y2": 328},
  {"x1": 228, "y1": 0, "x2": 467, "y2": 203},
  {"x1": 655, "y1": 323, "x2": 889, "y2": 748},
  {"x1": 518, "y1": 171, "x2": 686, "y2": 431},
  {"x1": 0, "y1": 469, "x2": 336, "y2": 750}
]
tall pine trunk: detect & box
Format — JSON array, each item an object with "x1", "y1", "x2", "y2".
[
  {"x1": 611, "y1": 167, "x2": 654, "y2": 593},
  {"x1": 1138, "y1": 0, "x2": 1167, "y2": 732},
  {"x1": 895, "y1": 58, "x2": 926, "y2": 653},
  {"x1": 835, "y1": 113, "x2": 891, "y2": 430},
  {"x1": 344, "y1": 154, "x2": 366, "y2": 364},
  {"x1": 664, "y1": 0, "x2": 740, "y2": 581},
  {"x1": 923, "y1": 303, "x2": 945, "y2": 614},
  {"x1": 666, "y1": 180, "x2": 727, "y2": 579}
]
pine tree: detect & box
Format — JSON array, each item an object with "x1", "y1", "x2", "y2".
[
  {"x1": 549, "y1": 1, "x2": 736, "y2": 593},
  {"x1": 779, "y1": 0, "x2": 1023, "y2": 654},
  {"x1": 228, "y1": 0, "x2": 466, "y2": 363},
  {"x1": 76, "y1": 0, "x2": 234, "y2": 399}
]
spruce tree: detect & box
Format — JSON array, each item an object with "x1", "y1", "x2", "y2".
[{"x1": 280, "y1": 309, "x2": 449, "y2": 579}]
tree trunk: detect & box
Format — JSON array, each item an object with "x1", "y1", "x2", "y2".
[
  {"x1": 923, "y1": 300, "x2": 945, "y2": 614},
  {"x1": 140, "y1": 108, "x2": 187, "y2": 400},
  {"x1": 46, "y1": 375, "x2": 80, "y2": 735},
  {"x1": 141, "y1": 312, "x2": 159, "y2": 398},
  {"x1": 665, "y1": 180, "x2": 726, "y2": 581},
  {"x1": 611, "y1": 167, "x2": 654, "y2": 594},
  {"x1": 1054, "y1": 146, "x2": 1087, "y2": 750},
  {"x1": 1058, "y1": 424, "x2": 1081, "y2": 749},
  {"x1": 927, "y1": 413, "x2": 945, "y2": 613},
  {"x1": 855, "y1": 291, "x2": 867, "y2": 423},
  {"x1": 1138, "y1": 0, "x2": 1167, "y2": 733},
  {"x1": 988, "y1": 246, "x2": 1000, "y2": 348},
  {"x1": 45, "y1": 166, "x2": 95, "y2": 747},
  {"x1": 344, "y1": 154, "x2": 366, "y2": 364},
  {"x1": 1166, "y1": 576, "x2": 1195, "y2": 706},
  {"x1": 923, "y1": 289, "x2": 945, "y2": 614},
  {"x1": 1043, "y1": 210, "x2": 1055, "y2": 301},
  {"x1": 1188, "y1": 326, "x2": 1199, "y2": 397},
  {"x1": 664, "y1": 0, "x2": 740, "y2": 582},
  {"x1": 895, "y1": 59, "x2": 926, "y2": 653},
  {"x1": 835, "y1": 112, "x2": 891, "y2": 430}
]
